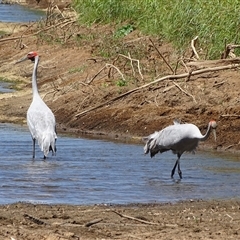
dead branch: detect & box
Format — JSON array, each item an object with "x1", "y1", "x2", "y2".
[
  {"x1": 149, "y1": 38, "x2": 174, "y2": 74},
  {"x1": 221, "y1": 44, "x2": 240, "y2": 59},
  {"x1": 52, "y1": 4, "x2": 65, "y2": 19},
  {"x1": 75, "y1": 62, "x2": 240, "y2": 117},
  {"x1": 220, "y1": 114, "x2": 240, "y2": 118},
  {"x1": 129, "y1": 52, "x2": 135, "y2": 77},
  {"x1": 87, "y1": 65, "x2": 107, "y2": 84},
  {"x1": 111, "y1": 210, "x2": 158, "y2": 225},
  {"x1": 186, "y1": 58, "x2": 240, "y2": 69},
  {"x1": 190, "y1": 36, "x2": 200, "y2": 60},
  {"x1": 106, "y1": 63, "x2": 125, "y2": 81},
  {"x1": 118, "y1": 53, "x2": 144, "y2": 80},
  {"x1": 85, "y1": 218, "x2": 103, "y2": 227},
  {"x1": 213, "y1": 80, "x2": 226, "y2": 87},
  {"x1": 172, "y1": 81, "x2": 197, "y2": 103},
  {"x1": 180, "y1": 58, "x2": 190, "y2": 73},
  {"x1": 163, "y1": 85, "x2": 175, "y2": 93}
]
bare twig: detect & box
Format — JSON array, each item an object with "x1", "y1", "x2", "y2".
[
  {"x1": 190, "y1": 36, "x2": 200, "y2": 60},
  {"x1": 106, "y1": 63, "x2": 125, "y2": 81},
  {"x1": 180, "y1": 58, "x2": 190, "y2": 73},
  {"x1": 118, "y1": 53, "x2": 144, "y2": 80},
  {"x1": 87, "y1": 65, "x2": 107, "y2": 84},
  {"x1": 149, "y1": 38, "x2": 174, "y2": 74},
  {"x1": 163, "y1": 85, "x2": 175, "y2": 93},
  {"x1": 225, "y1": 213, "x2": 234, "y2": 222},
  {"x1": 186, "y1": 57, "x2": 240, "y2": 68},
  {"x1": 172, "y1": 81, "x2": 197, "y2": 103},
  {"x1": 112, "y1": 210, "x2": 158, "y2": 225},
  {"x1": 128, "y1": 52, "x2": 135, "y2": 77},
  {"x1": 213, "y1": 80, "x2": 226, "y2": 87},
  {"x1": 220, "y1": 114, "x2": 240, "y2": 118}
]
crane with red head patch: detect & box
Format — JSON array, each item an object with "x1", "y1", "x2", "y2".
[{"x1": 16, "y1": 51, "x2": 57, "y2": 159}]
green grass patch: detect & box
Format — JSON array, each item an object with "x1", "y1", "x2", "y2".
[
  {"x1": 68, "y1": 66, "x2": 86, "y2": 74},
  {"x1": 73, "y1": 0, "x2": 240, "y2": 59}
]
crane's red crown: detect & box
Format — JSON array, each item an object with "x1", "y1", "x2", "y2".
[
  {"x1": 210, "y1": 120, "x2": 217, "y2": 129},
  {"x1": 27, "y1": 51, "x2": 38, "y2": 61}
]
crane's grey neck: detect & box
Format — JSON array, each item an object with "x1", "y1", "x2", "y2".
[
  {"x1": 32, "y1": 55, "x2": 39, "y2": 97},
  {"x1": 200, "y1": 123, "x2": 211, "y2": 141}
]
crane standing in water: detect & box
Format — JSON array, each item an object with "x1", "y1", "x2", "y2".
[
  {"x1": 16, "y1": 51, "x2": 57, "y2": 159},
  {"x1": 143, "y1": 120, "x2": 217, "y2": 179}
]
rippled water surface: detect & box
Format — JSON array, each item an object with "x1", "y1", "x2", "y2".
[
  {"x1": 0, "y1": 3, "x2": 45, "y2": 22},
  {"x1": 0, "y1": 123, "x2": 240, "y2": 205},
  {"x1": 0, "y1": 82, "x2": 14, "y2": 93}
]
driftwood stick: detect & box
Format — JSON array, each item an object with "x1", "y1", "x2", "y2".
[
  {"x1": 149, "y1": 38, "x2": 174, "y2": 74},
  {"x1": 111, "y1": 210, "x2": 158, "y2": 225},
  {"x1": 75, "y1": 63, "x2": 240, "y2": 117}
]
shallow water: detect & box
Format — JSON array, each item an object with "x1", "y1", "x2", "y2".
[
  {"x1": 0, "y1": 3, "x2": 45, "y2": 22},
  {"x1": 0, "y1": 82, "x2": 14, "y2": 93},
  {"x1": 0, "y1": 123, "x2": 240, "y2": 205}
]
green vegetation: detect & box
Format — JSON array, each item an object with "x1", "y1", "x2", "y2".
[
  {"x1": 68, "y1": 66, "x2": 86, "y2": 74},
  {"x1": 73, "y1": 0, "x2": 240, "y2": 59},
  {"x1": 0, "y1": 30, "x2": 7, "y2": 38}
]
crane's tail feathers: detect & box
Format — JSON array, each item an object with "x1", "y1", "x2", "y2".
[
  {"x1": 143, "y1": 132, "x2": 160, "y2": 158},
  {"x1": 39, "y1": 132, "x2": 57, "y2": 158}
]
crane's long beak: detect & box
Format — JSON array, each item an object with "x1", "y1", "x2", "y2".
[
  {"x1": 15, "y1": 56, "x2": 28, "y2": 64},
  {"x1": 212, "y1": 129, "x2": 216, "y2": 141}
]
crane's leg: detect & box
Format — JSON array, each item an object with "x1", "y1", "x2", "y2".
[
  {"x1": 171, "y1": 154, "x2": 182, "y2": 179},
  {"x1": 32, "y1": 138, "x2": 36, "y2": 159},
  {"x1": 177, "y1": 160, "x2": 182, "y2": 179}
]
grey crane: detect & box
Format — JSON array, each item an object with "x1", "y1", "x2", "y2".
[
  {"x1": 16, "y1": 51, "x2": 57, "y2": 159},
  {"x1": 143, "y1": 120, "x2": 217, "y2": 179}
]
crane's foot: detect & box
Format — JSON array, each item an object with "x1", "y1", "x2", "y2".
[
  {"x1": 178, "y1": 170, "x2": 182, "y2": 179},
  {"x1": 171, "y1": 169, "x2": 175, "y2": 179}
]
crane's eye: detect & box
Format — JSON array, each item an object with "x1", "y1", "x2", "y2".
[{"x1": 29, "y1": 57, "x2": 35, "y2": 62}]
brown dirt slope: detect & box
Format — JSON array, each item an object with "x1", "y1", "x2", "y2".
[{"x1": 0, "y1": 18, "x2": 240, "y2": 152}]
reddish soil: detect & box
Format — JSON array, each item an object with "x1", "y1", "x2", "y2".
[{"x1": 0, "y1": 4, "x2": 240, "y2": 239}]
